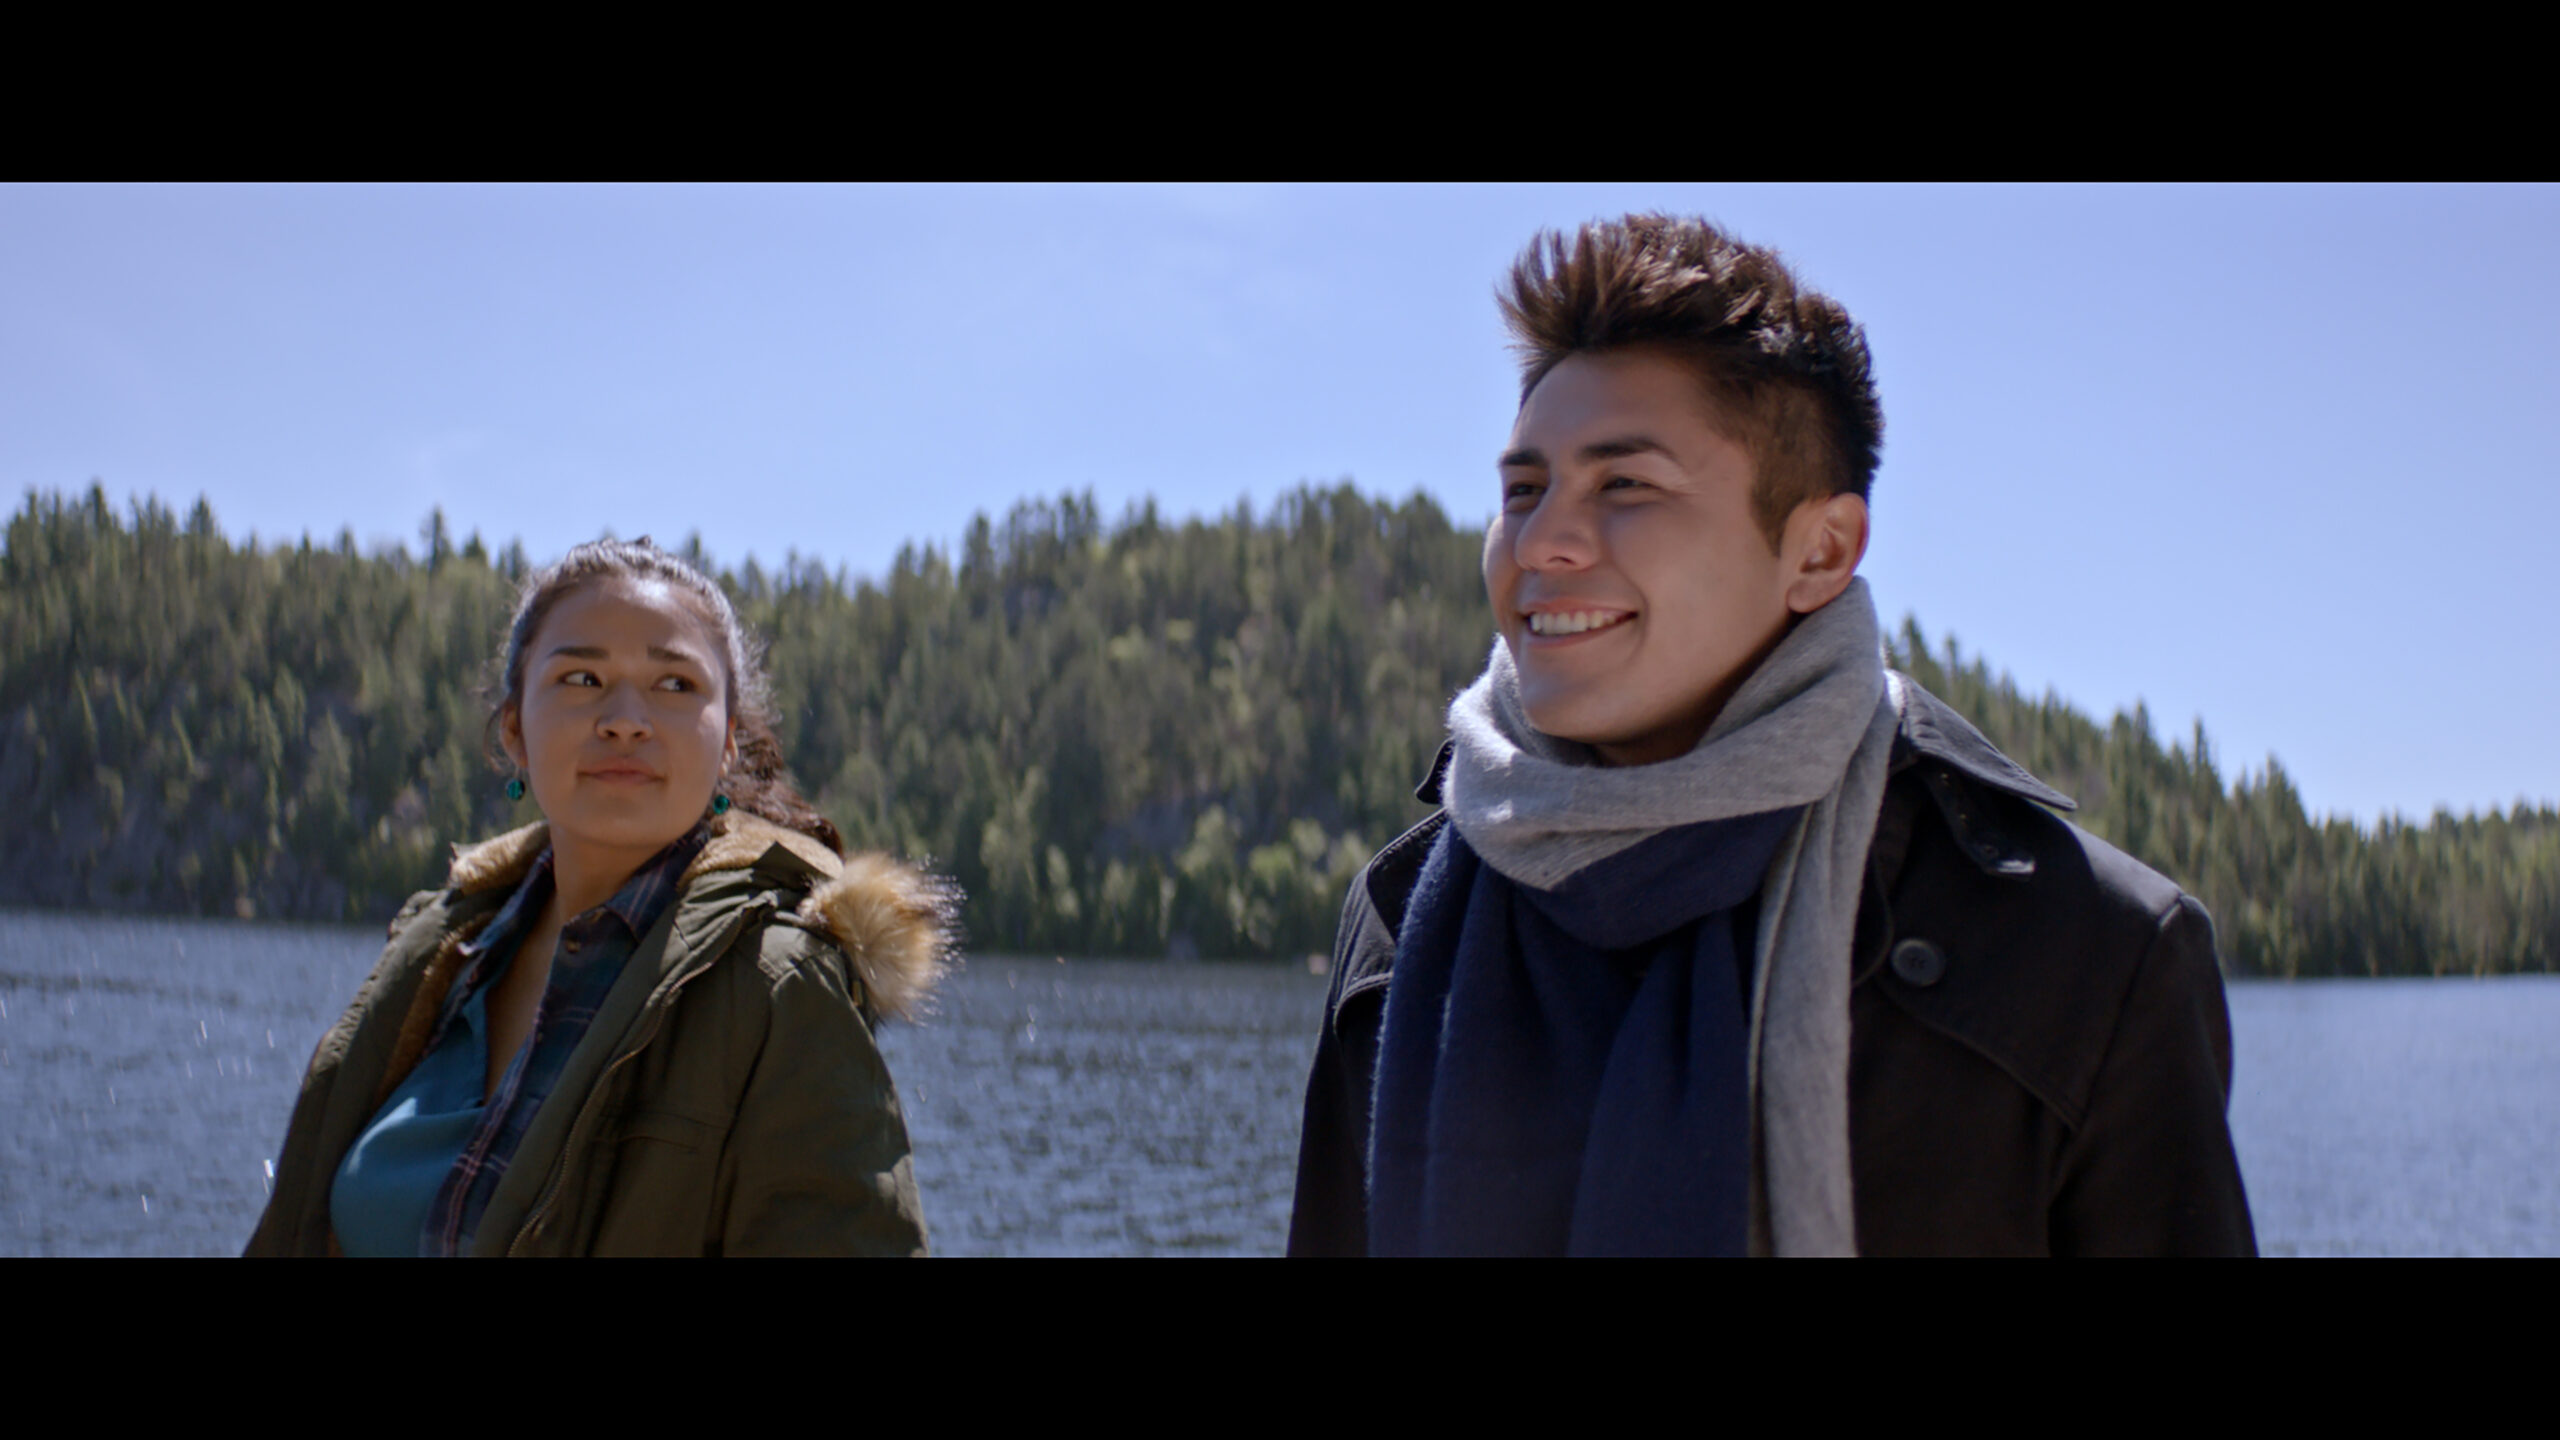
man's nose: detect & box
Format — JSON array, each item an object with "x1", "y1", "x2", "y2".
[{"x1": 1513, "y1": 491, "x2": 1597, "y2": 570}]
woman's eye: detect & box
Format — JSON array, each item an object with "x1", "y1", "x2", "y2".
[
  {"x1": 561, "y1": 670, "x2": 600, "y2": 687},
  {"x1": 655, "y1": 675, "x2": 694, "y2": 692}
]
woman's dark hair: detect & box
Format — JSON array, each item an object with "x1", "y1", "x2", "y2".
[{"x1": 483, "y1": 536, "x2": 843, "y2": 855}]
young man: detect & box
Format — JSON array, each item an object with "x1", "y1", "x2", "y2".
[{"x1": 1287, "y1": 214, "x2": 2256, "y2": 1256}]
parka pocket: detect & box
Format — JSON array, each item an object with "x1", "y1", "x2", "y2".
[
  {"x1": 614, "y1": 1106, "x2": 730, "y2": 1155},
  {"x1": 589, "y1": 1107, "x2": 737, "y2": 1255}
]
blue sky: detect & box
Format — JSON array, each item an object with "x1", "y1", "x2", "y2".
[{"x1": 6, "y1": 182, "x2": 2554, "y2": 826}]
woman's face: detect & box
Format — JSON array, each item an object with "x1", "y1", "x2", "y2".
[{"x1": 502, "y1": 576, "x2": 735, "y2": 867}]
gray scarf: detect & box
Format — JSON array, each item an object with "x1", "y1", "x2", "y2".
[{"x1": 1441, "y1": 577, "x2": 1900, "y2": 1256}]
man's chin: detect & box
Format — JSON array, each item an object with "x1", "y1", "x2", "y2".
[
  {"x1": 1520, "y1": 689, "x2": 1726, "y2": 765},
  {"x1": 1516, "y1": 693, "x2": 1614, "y2": 749}
]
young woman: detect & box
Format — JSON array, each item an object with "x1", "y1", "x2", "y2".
[{"x1": 247, "y1": 538, "x2": 953, "y2": 1256}]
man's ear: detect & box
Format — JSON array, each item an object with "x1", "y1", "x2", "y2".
[{"x1": 1782, "y1": 493, "x2": 1870, "y2": 615}]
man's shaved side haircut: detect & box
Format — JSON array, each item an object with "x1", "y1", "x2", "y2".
[{"x1": 1499, "y1": 213, "x2": 1884, "y2": 550}]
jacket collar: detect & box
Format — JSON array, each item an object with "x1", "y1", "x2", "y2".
[
  {"x1": 441, "y1": 812, "x2": 955, "y2": 1022},
  {"x1": 1884, "y1": 672, "x2": 2074, "y2": 811},
  {"x1": 448, "y1": 812, "x2": 843, "y2": 895}
]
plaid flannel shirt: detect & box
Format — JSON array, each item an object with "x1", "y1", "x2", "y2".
[{"x1": 419, "y1": 822, "x2": 711, "y2": 1256}]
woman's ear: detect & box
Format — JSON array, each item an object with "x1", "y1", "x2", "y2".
[{"x1": 500, "y1": 708, "x2": 528, "y2": 771}]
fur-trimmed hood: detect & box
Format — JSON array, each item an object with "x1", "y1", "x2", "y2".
[{"x1": 445, "y1": 812, "x2": 957, "y2": 1021}]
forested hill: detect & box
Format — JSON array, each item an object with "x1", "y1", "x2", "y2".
[{"x1": 4, "y1": 485, "x2": 2553, "y2": 977}]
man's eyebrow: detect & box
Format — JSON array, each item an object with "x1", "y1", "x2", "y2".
[
  {"x1": 1577, "y1": 435, "x2": 1677, "y2": 464},
  {"x1": 646, "y1": 644, "x2": 707, "y2": 665},
  {"x1": 1497, "y1": 436, "x2": 1678, "y2": 469}
]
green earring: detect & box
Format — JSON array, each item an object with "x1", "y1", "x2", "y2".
[
  {"x1": 505, "y1": 776, "x2": 526, "y2": 802},
  {"x1": 711, "y1": 793, "x2": 731, "y2": 815}
]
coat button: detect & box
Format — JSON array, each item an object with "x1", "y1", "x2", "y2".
[{"x1": 1890, "y1": 937, "x2": 1948, "y2": 987}]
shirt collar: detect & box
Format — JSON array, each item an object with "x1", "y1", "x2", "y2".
[
  {"x1": 457, "y1": 820, "x2": 714, "y2": 960},
  {"x1": 591, "y1": 821, "x2": 714, "y2": 942},
  {"x1": 459, "y1": 848, "x2": 553, "y2": 962}
]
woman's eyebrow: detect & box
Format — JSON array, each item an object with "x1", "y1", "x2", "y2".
[{"x1": 540, "y1": 643, "x2": 706, "y2": 664}]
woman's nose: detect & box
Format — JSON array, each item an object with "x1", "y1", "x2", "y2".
[{"x1": 595, "y1": 685, "x2": 653, "y2": 738}]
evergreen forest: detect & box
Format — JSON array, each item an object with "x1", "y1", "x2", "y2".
[{"x1": 3, "y1": 484, "x2": 2553, "y2": 978}]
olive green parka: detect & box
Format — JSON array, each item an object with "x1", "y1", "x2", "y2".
[{"x1": 246, "y1": 812, "x2": 955, "y2": 1257}]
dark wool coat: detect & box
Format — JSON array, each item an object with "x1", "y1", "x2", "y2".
[{"x1": 1288, "y1": 677, "x2": 2259, "y2": 1256}]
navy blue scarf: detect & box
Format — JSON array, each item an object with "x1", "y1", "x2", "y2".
[{"x1": 1368, "y1": 807, "x2": 1801, "y2": 1257}]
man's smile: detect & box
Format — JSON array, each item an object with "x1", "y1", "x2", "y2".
[{"x1": 1525, "y1": 608, "x2": 1635, "y2": 638}]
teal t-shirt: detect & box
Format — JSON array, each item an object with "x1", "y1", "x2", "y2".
[{"x1": 329, "y1": 983, "x2": 492, "y2": 1257}]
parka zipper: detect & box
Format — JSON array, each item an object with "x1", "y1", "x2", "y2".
[{"x1": 503, "y1": 898, "x2": 772, "y2": 1256}]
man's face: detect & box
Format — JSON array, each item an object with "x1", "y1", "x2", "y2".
[{"x1": 1485, "y1": 348, "x2": 1802, "y2": 767}]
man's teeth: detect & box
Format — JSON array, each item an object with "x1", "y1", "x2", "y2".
[{"x1": 1529, "y1": 611, "x2": 1630, "y2": 636}]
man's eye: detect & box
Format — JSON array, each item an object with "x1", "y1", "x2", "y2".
[
  {"x1": 1502, "y1": 481, "x2": 1543, "y2": 509},
  {"x1": 1602, "y1": 474, "x2": 1647, "y2": 491}
]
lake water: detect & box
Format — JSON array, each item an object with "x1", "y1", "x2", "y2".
[{"x1": 2, "y1": 908, "x2": 2553, "y2": 1256}]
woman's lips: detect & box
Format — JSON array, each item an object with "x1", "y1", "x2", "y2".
[{"x1": 579, "y1": 761, "x2": 662, "y2": 783}]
